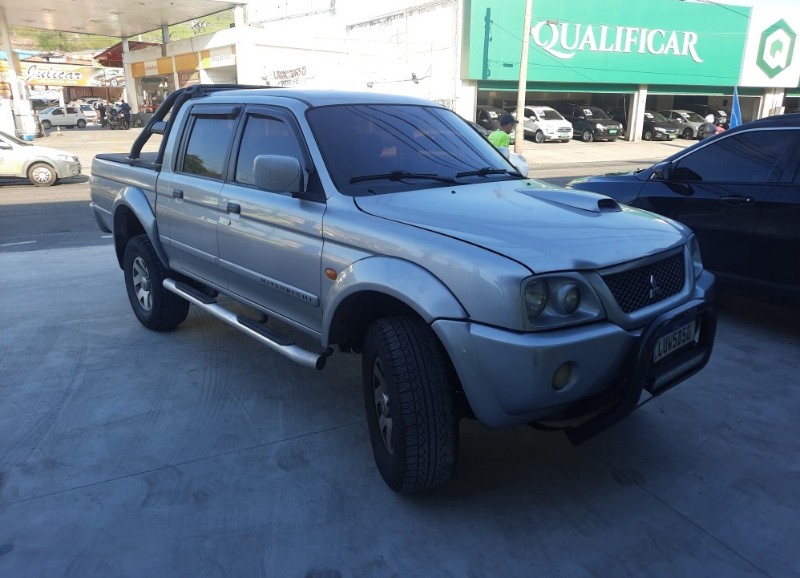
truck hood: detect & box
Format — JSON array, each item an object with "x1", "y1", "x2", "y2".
[{"x1": 354, "y1": 180, "x2": 685, "y2": 273}]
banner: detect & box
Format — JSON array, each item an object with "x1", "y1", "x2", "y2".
[{"x1": 23, "y1": 63, "x2": 125, "y2": 87}]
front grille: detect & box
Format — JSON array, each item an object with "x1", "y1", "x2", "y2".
[{"x1": 602, "y1": 252, "x2": 685, "y2": 313}]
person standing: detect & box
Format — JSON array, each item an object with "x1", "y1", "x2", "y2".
[
  {"x1": 119, "y1": 100, "x2": 132, "y2": 129},
  {"x1": 488, "y1": 113, "x2": 515, "y2": 152}
]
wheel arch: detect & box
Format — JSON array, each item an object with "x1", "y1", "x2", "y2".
[
  {"x1": 323, "y1": 257, "x2": 468, "y2": 352},
  {"x1": 111, "y1": 187, "x2": 168, "y2": 269}
]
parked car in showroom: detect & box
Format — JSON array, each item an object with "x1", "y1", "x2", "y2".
[
  {"x1": 660, "y1": 109, "x2": 707, "y2": 139},
  {"x1": 568, "y1": 114, "x2": 800, "y2": 305},
  {"x1": 506, "y1": 105, "x2": 573, "y2": 143},
  {"x1": 37, "y1": 106, "x2": 88, "y2": 130},
  {"x1": 551, "y1": 103, "x2": 622, "y2": 142},
  {"x1": 683, "y1": 104, "x2": 729, "y2": 127},
  {"x1": 0, "y1": 130, "x2": 81, "y2": 186},
  {"x1": 610, "y1": 108, "x2": 680, "y2": 141},
  {"x1": 475, "y1": 105, "x2": 510, "y2": 132}
]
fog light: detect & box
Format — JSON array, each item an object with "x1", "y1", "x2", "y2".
[{"x1": 552, "y1": 363, "x2": 573, "y2": 391}]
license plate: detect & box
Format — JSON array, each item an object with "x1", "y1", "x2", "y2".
[
  {"x1": 608, "y1": 129, "x2": 618, "y2": 134},
  {"x1": 654, "y1": 319, "x2": 698, "y2": 362},
  {"x1": 668, "y1": 134, "x2": 677, "y2": 139}
]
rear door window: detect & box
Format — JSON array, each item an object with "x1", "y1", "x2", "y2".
[
  {"x1": 672, "y1": 130, "x2": 794, "y2": 182},
  {"x1": 177, "y1": 105, "x2": 239, "y2": 180}
]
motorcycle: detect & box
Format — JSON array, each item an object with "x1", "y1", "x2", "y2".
[{"x1": 106, "y1": 107, "x2": 129, "y2": 130}]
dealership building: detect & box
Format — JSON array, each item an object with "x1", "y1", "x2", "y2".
[
  {"x1": 3, "y1": 0, "x2": 797, "y2": 138},
  {"x1": 112, "y1": 0, "x2": 799, "y2": 138}
]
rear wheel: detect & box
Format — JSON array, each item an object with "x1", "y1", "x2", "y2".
[
  {"x1": 580, "y1": 129, "x2": 593, "y2": 143},
  {"x1": 362, "y1": 316, "x2": 459, "y2": 494},
  {"x1": 27, "y1": 162, "x2": 57, "y2": 186},
  {"x1": 123, "y1": 235, "x2": 189, "y2": 331},
  {"x1": 534, "y1": 130, "x2": 545, "y2": 144}
]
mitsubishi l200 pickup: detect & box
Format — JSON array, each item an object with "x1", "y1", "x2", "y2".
[{"x1": 90, "y1": 85, "x2": 716, "y2": 493}]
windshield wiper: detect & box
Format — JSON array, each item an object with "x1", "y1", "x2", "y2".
[
  {"x1": 350, "y1": 171, "x2": 457, "y2": 184},
  {"x1": 455, "y1": 167, "x2": 517, "y2": 178}
]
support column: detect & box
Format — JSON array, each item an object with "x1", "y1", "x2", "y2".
[
  {"x1": 759, "y1": 88, "x2": 785, "y2": 118},
  {"x1": 627, "y1": 85, "x2": 648, "y2": 142}
]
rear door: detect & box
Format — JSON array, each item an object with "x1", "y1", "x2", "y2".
[
  {"x1": 156, "y1": 103, "x2": 240, "y2": 287},
  {"x1": 634, "y1": 128, "x2": 793, "y2": 293}
]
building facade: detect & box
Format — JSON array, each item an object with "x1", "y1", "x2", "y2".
[{"x1": 117, "y1": 0, "x2": 800, "y2": 136}]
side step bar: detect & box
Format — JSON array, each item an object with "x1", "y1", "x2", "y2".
[{"x1": 163, "y1": 278, "x2": 329, "y2": 370}]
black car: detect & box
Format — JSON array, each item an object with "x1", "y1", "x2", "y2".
[
  {"x1": 551, "y1": 103, "x2": 622, "y2": 142},
  {"x1": 610, "y1": 108, "x2": 680, "y2": 141},
  {"x1": 568, "y1": 114, "x2": 800, "y2": 305},
  {"x1": 475, "y1": 106, "x2": 510, "y2": 132}
]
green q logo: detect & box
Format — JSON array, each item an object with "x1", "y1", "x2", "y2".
[{"x1": 757, "y1": 19, "x2": 796, "y2": 78}]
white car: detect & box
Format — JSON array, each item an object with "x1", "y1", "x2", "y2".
[
  {"x1": 78, "y1": 104, "x2": 99, "y2": 124},
  {"x1": 0, "y1": 131, "x2": 81, "y2": 186},
  {"x1": 510, "y1": 106, "x2": 574, "y2": 143},
  {"x1": 37, "y1": 106, "x2": 88, "y2": 130}
]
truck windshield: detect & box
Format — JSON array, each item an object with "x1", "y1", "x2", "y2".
[{"x1": 307, "y1": 104, "x2": 522, "y2": 195}]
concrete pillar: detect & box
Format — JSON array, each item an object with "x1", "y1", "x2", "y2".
[
  {"x1": 627, "y1": 85, "x2": 648, "y2": 142},
  {"x1": 759, "y1": 88, "x2": 785, "y2": 117},
  {"x1": 0, "y1": 8, "x2": 22, "y2": 103}
]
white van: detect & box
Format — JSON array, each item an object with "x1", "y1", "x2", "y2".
[{"x1": 511, "y1": 106, "x2": 573, "y2": 143}]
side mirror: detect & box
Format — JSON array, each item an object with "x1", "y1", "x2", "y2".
[
  {"x1": 254, "y1": 155, "x2": 305, "y2": 194},
  {"x1": 150, "y1": 121, "x2": 167, "y2": 135},
  {"x1": 650, "y1": 161, "x2": 673, "y2": 181}
]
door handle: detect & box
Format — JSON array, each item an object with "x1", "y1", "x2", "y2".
[
  {"x1": 719, "y1": 195, "x2": 755, "y2": 206},
  {"x1": 172, "y1": 189, "x2": 183, "y2": 199},
  {"x1": 226, "y1": 202, "x2": 241, "y2": 214}
]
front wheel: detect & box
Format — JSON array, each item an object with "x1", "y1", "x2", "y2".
[
  {"x1": 27, "y1": 162, "x2": 57, "y2": 186},
  {"x1": 580, "y1": 129, "x2": 593, "y2": 143},
  {"x1": 77, "y1": 119, "x2": 87, "y2": 128},
  {"x1": 41, "y1": 120, "x2": 51, "y2": 130},
  {"x1": 682, "y1": 127, "x2": 694, "y2": 139},
  {"x1": 123, "y1": 235, "x2": 189, "y2": 331},
  {"x1": 534, "y1": 130, "x2": 545, "y2": 144},
  {"x1": 362, "y1": 316, "x2": 459, "y2": 494},
  {"x1": 643, "y1": 129, "x2": 654, "y2": 141}
]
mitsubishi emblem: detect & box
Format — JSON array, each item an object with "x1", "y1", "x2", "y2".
[{"x1": 649, "y1": 274, "x2": 662, "y2": 300}]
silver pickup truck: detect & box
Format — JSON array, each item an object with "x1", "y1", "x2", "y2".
[{"x1": 90, "y1": 85, "x2": 716, "y2": 493}]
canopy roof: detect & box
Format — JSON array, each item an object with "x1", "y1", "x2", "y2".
[{"x1": 0, "y1": 0, "x2": 242, "y2": 38}]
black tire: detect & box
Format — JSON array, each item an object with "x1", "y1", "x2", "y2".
[
  {"x1": 77, "y1": 119, "x2": 87, "y2": 128},
  {"x1": 362, "y1": 316, "x2": 459, "y2": 494},
  {"x1": 534, "y1": 130, "x2": 544, "y2": 144},
  {"x1": 27, "y1": 162, "x2": 57, "y2": 187},
  {"x1": 643, "y1": 129, "x2": 654, "y2": 141},
  {"x1": 123, "y1": 235, "x2": 189, "y2": 331},
  {"x1": 41, "y1": 120, "x2": 51, "y2": 130},
  {"x1": 682, "y1": 127, "x2": 694, "y2": 139},
  {"x1": 580, "y1": 129, "x2": 593, "y2": 143},
  {"x1": 608, "y1": 137, "x2": 618, "y2": 142}
]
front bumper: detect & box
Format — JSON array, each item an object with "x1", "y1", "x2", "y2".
[
  {"x1": 54, "y1": 160, "x2": 82, "y2": 179},
  {"x1": 433, "y1": 280, "x2": 716, "y2": 430},
  {"x1": 654, "y1": 131, "x2": 678, "y2": 141}
]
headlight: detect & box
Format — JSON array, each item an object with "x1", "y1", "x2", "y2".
[
  {"x1": 596, "y1": 123, "x2": 604, "y2": 130},
  {"x1": 524, "y1": 279, "x2": 548, "y2": 320},
  {"x1": 655, "y1": 127, "x2": 666, "y2": 132},
  {"x1": 522, "y1": 275, "x2": 604, "y2": 330},
  {"x1": 57, "y1": 154, "x2": 78, "y2": 162},
  {"x1": 691, "y1": 236, "x2": 704, "y2": 279}
]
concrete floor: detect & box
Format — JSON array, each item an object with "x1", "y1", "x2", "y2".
[{"x1": 1, "y1": 128, "x2": 798, "y2": 577}]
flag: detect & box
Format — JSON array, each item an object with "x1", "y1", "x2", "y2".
[{"x1": 730, "y1": 86, "x2": 742, "y2": 129}]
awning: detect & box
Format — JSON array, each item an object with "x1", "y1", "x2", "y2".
[{"x1": 94, "y1": 42, "x2": 159, "y2": 68}]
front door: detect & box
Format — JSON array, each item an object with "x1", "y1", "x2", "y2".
[{"x1": 217, "y1": 106, "x2": 325, "y2": 333}]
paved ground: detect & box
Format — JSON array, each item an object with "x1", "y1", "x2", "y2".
[{"x1": 1, "y1": 127, "x2": 797, "y2": 578}]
